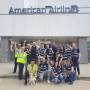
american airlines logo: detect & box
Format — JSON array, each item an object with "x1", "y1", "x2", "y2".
[{"x1": 9, "y1": 5, "x2": 79, "y2": 15}]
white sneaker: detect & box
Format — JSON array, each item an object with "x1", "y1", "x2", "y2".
[{"x1": 47, "y1": 80, "x2": 50, "y2": 84}]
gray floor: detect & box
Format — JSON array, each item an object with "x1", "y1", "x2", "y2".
[{"x1": 0, "y1": 63, "x2": 90, "y2": 90}]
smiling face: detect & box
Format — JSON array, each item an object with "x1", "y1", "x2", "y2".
[
  {"x1": 31, "y1": 60, "x2": 35, "y2": 65},
  {"x1": 50, "y1": 60, "x2": 54, "y2": 66},
  {"x1": 72, "y1": 42, "x2": 76, "y2": 48},
  {"x1": 21, "y1": 47, "x2": 25, "y2": 52},
  {"x1": 41, "y1": 43, "x2": 44, "y2": 48}
]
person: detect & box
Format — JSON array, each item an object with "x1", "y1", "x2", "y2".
[
  {"x1": 24, "y1": 44, "x2": 31, "y2": 64},
  {"x1": 46, "y1": 45, "x2": 54, "y2": 62},
  {"x1": 71, "y1": 42, "x2": 81, "y2": 79},
  {"x1": 48, "y1": 60, "x2": 55, "y2": 83},
  {"x1": 38, "y1": 58, "x2": 48, "y2": 82},
  {"x1": 64, "y1": 60, "x2": 75, "y2": 84},
  {"x1": 38, "y1": 43, "x2": 46, "y2": 62},
  {"x1": 17, "y1": 47, "x2": 27, "y2": 80},
  {"x1": 30, "y1": 42, "x2": 38, "y2": 62},
  {"x1": 51, "y1": 61, "x2": 63, "y2": 84},
  {"x1": 13, "y1": 43, "x2": 21, "y2": 73},
  {"x1": 28, "y1": 60, "x2": 38, "y2": 85},
  {"x1": 56, "y1": 47, "x2": 63, "y2": 64},
  {"x1": 52, "y1": 42, "x2": 57, "y2": 61},
  {"x1": 62, "y1": 47, "x2": 68, "y2": 66},
  {"x1": 66, "y1": 44, "x2": 72, "y2": 60}
]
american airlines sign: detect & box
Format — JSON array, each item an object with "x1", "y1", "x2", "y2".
[{"x1": 9, "y1": 5, "x2": 79, "y2": 15}]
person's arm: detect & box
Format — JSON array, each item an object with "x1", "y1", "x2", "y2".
[
  {"x1": 59, "y1": 55, "x2": 63, "y2": 64},
  {"x1": 56, "y1": 54, "x2": 60, "y2": 61},
  {"x1": 34, "y1": 65, "x2": 38, "y2": 78},
  {"x1": 71, "y1": 66, "x2": 74, "y2": 72},
  {"x1": 78, "y1": 49, "x2": 81, "y2": 62}
]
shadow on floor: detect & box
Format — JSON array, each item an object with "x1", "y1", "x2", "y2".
[
  {"x1": 0, "y1": 75, "x2": 90, "y2": 81},
  {"x1": 0, "y1": 75, "x2": 18, "y2": 79}
]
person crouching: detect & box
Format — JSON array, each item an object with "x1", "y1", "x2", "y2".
[
  {"x1": 51, "y1": 61, "x2": 64, "y2": 84},
  {"x1": 64, "y1": 59, "x2": 75, "y2": 85},
  {"x1": 29, "y1": 60, "x2": 38, "y2": 85}
]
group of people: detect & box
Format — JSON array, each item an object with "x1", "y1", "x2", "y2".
[{"x1": 12, "y1": 40, "x2": 81, "y2": 85}]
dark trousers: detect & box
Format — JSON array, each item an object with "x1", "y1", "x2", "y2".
[
  {"x1": 24, "y1": 70, "x2": 29, "y2": 85},
  {"x1": 18, "y1": 63, "x2": 24, "y2": 80},
  {"x1": 72, "y1": 57, "x2": 80, "y2": 75},
  {"x1": 66, "y1": 72, "x2": 75, "y2": 84},
  {"x1": 13, "y1": 58, "x2": 17, "y2": 73}
]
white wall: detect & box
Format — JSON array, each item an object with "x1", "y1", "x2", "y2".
[
  {"x1": 0, "y1": 0, "x2": 24, "y2": 14},
  {"x1": 24, "y1": 0, "x2": 90, "y2": 7},
  {"x1": 0, "y1": 14, "x2": 89, "y2": 36}
]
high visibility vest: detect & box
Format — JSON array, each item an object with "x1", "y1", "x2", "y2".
[
  {"x1": 17, "y1": 52, "x2": 27, "y2": 64},
  {"x1": 29, "y1": 64, "x2": 38, "y2": 78}
]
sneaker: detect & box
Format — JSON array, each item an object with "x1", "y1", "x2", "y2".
[
  {"x1": 12, "y1": 72, "x2": 16, "y2": 74},
  {"x1": 69, "y1": 81, "x2": 73, "y2": 85},
  {"x1": 77, "y1": 75, "x2": 80, "y2": 80},
  {"x1": 47, "y1": 80, "x2": 51, "y2": 84}
]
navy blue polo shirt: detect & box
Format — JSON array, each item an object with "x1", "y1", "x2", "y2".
[
  {"x1": 52, "y1": 66, "x2": 62, "y2": 75},
  {"x1": 39, "y1": 63, "x2": 48, "y2": 72},
  {"x1": 66, "y1": 48, "x2": 72, "y2": 59},
  {"x1": 39, "y1": 47, "x2": 46, "y2": 56},
  {"x1": 46, "y1": 48, "x2": 54, "y2": 57},
  {"x1": 71, "y1": 48, "x2": 80, "y2": 58},
  {"x1": 62, "y1": 51, "x2": 68, "y2": 60}
]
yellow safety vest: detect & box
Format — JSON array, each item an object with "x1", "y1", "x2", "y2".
[
  {"x1": 29, "y1": 64, "x2": 38, "y2": 78},
  {"x1": 17, "y1": 52, "x2": 27, "y2": 64}
]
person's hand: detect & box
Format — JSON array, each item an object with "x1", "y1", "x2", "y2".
[{"x1": 78, "y1": 58, "x2": 80, "y2": 63}]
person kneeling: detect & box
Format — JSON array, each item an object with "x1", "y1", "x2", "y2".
[
  {"x1": 38, "y1": 59, "x2": 49, "y2": 82},
  {"x1": 51, "y1": 62, "x2": 63, "y2": 84},
  {"x1": 64, "y1": 59, "x2": 75, "y2": 85},
  {"x1": 28, "y1": 60, "x2": 38, "y2": 85}
]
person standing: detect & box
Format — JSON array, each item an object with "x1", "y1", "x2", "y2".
[
  {"x1": 17, "y1": 47, "x2": 27, "y2": 80},
  {"x1": 71, "y1": 42, "x2": 81, "y2": 79},
  {"x1": 13, "y1": 43, "x2": 21, "y2": 73},
  {"x1": 38, "y1": 43, "x2": 46, "y2": 62},
  {"x1": 30, "y1": 42, "x2": 38, "y2": 62}
]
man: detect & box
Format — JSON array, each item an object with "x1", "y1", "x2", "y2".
[
  {"x1": 48, "y1": 60, "x2": 55, "y2": 83},
  {"x1": 71, "y1": 42, "x2": 81, "y2": 79},
  {"x1": 51, "y1": 62, "x2": 63, "y2": 84},
  {"x1": 17, "y1": 47, "x2": 27, "y2": 80},
  {"x1": 64, "y1": 60, "x2": 75, "y2": 84},
  {"x1": 52, "y1": 42, "x2": 57, "y2": 61},
  {"x1": 46, "y1": 45, "x2": 54, "y2": 62},
  {"x1": 24, "y1": 44, "x2": 31, "y2": 64},
  {"x1": 66, "y1": 44, "x2": 72, "y2": 60},
  {"x1": 13, "y1": 43, "x2": 21, "y2": 73},
  {"x1": 38, "y1": 58, "x2": 48, "y2": 82},
  {"x1": 30, "y1": 42, "x2": 38, "y2": 62},
  {"x1": 38, "y1": 43, "x2": 46, "y2": 62}
]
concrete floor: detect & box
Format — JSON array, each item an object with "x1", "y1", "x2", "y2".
[{"x1": 0, "y1": 63, "x2": 90, "y2": 90}]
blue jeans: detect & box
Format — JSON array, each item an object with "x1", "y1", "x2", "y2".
[
  {"x1": 51, "y1": 74, "x2": 63, "y2": 84},
  {"x1": 39, "y1": 70, "x2": 48, "y2": 81},
  {"x1": 68, "y1": 72, "x2": 75, "y2": 82},
  {"x1": 18, "y1": 63, "x2": 24, "y2": 80},
  {"x1": 72, "y1": 57, "x2": 80, "y2": 75}
]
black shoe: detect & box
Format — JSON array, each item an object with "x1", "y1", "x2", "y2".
[
  {"x1": 69, "y1": 81, "x2": 73, "y2": 85},
  {"x1": 12, "y1": 72, "x2": 16, "y2": 74},
  {"x1": 24, "y1": 82, "x2": 27, "y2": 85}
]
